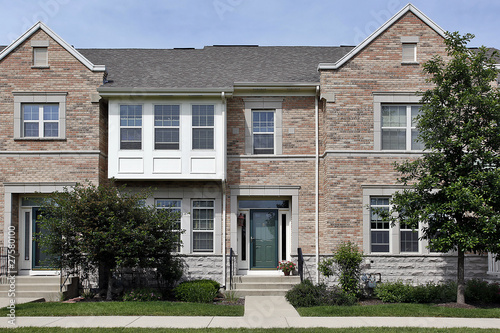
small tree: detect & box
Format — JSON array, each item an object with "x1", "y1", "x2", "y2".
[
  {"x1": 318, "y1": 241, "x2": 364, "y2": 297},
  {"x1": 37, "y1": 180, "x2": 184, "y2": 300},
  {"x1": 385, "y1": 32, "x2": 500, "y2": 304}
]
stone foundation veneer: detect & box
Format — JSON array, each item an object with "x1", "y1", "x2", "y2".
[
  {"x1": 296, "y1": 254, "x2": 489, "y2": 286},
  {"x1": 182, "y1": 254, "x2": 224, "y2": 284}
]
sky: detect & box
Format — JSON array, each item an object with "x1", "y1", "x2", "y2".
[{"x1": 0, "y1": 0, "x2": 498, "y2": 49}]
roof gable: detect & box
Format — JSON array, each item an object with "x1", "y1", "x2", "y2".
[
  {"x1": 0, "y1": 21, "x2": 105, "y2": 72},
  {"x1": 318, "y1": 3, "x2": 446, "y2": 70}
]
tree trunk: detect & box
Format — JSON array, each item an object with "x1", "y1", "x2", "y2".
[
  {"x1": 457, "y1": 248, "x2": 465, "y2": 304},
  {"x1": 106, "y1": 268, "x2": 113, "y2": 301}
]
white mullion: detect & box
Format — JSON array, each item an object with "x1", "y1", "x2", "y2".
[{"x1": 406, "y1": 105, "x2": 412, "y2": 150}]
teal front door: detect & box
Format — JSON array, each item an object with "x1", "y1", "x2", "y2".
[
  {"x1": 32, "y1": 207, "x2": 54, "y2": 269},
  {"x1": 250, "y1": 209, "x2": 278, "y2": 269}
]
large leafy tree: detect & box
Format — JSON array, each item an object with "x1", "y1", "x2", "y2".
[
  {"x1": 386, "y1": 32, "x2": 500, "y2": 304},
  {"x1": 37, "y1": 181, "x2": 184, "y2": 300}
]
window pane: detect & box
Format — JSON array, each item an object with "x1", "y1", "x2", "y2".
[
  {"x1": 253, "y1": 111, "x2": 274, "y2": 132},
  {"x1": 411, "y1": 129, "x2": 424, "y2": 150},
  {"x1": 154, "y1": 105, "x2": 180, "y2": 126},
  {"x1": 43, "y1": 105, "x2": 59, "y2": 120},
  {"x1": 401, "y1": 230, "x2": 419, "y2": 252},
  {"x1": 193, "y1": 232, "x2": 214, "y2": 252},
  {"x1": 24, "y1": 123, "x2": 39, "y2": 137},
  {"x1": 120, "y1": 128, "x2": 141, "y2": 149},
  {"x1": 371, "y1": 231, "x2": 389, "y2": 252},
  {"x1": 411, "y1": 106, "x2": 421, "y2": 126},
  {"x1": 253, "y1": 133, "x2": 274, "y2": 154},
  {"x1": 382, "y1": 129, "x2": 406, "y2": 150},
  {"x1": 120, "y1": 105, "x2": 142, "y2": 126},
  {"x1": 155, "y1": 128, "x2": 179, "y2": 150},
  {"x1": 43, "y1": 122, "x2": 58, "y2": 137},
  {"x1": 23, "y1": 105, "x2": 39, "y2": 120},
  {"x1": 382, "y1": 106, "x2": 406, "y2": 127},
  {"x1": 192, "y1": 105, "x2": 214, "y2": 126},
  {"x1": 193, "y1": 128, "x2": 214, "y2": 149},
  {"x1": 402, "y1": 43, "x2": 416, "y2": 62}
]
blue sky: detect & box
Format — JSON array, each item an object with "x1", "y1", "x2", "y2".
[{"x1": 0, "y1": 0, "x2": 498, "y2": 49}]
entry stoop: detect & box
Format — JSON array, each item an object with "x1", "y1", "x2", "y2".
[
  {"x1": 0, "y1": 276, "x2": 78, "y2": 302},
  {"x1": 230, "y1": 275, "x2": 300, "y2": 297}
]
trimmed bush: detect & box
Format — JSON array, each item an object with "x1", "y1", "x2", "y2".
[
  {"x1": 465, "y1": 279, "x2": 500, "y2": 304},
  {"x1": 285, "y1": 279, "x2": 357, "y2": 307},
  {"x1": 122, "y1": 287, "x2": 162, "y2": 301},
  {"x1": 374, "y1": 280, "x2": 457, "y2": 304},
  {"x1": 174, "y1": 280, "x2": 218, "y2": 303}
]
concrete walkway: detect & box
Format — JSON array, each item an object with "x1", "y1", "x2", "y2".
[{"x1": 2, "y1": 296, "x2": 500, "y2": 329}]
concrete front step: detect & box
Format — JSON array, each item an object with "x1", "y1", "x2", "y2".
[
  {"x1": 230, "y1": 275, "x2": 301, "y2": 297},
  {"x1": 0, "y1": 275, "x2": 74, "y2": 302}
]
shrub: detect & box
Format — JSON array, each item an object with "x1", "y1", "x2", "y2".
[
  {"x1": 122, "y1": 287, "x2": 162, "y2": 301},
  {"x1": 374, "y1": 281, "x2": 414, "y2": 303},
  {"x1": 174, "y1": 280, "x2": 218, "y2": 303},
  {"x1": 465, "y1": 279, "x2": 500, "y2": 304},
  {"x1": 318, "y1": 241, "x2": 363, "y2": 298},
  {"x1": 375, "y1": 280, "x2": 457, "y2": 304},
  {"x1": 285, "y1": 280, "x2": 357, "y2": 307}
]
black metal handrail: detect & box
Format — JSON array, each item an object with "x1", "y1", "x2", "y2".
[
  {"x1": 0, "y1": 247, "x2": 8, "y2": 281},
  {"x1": 297, "y1": 247, "x2": 304, "y2": 282},
  {"x1": 229, "y1": 248, "x2": 234, "y2": 290}
]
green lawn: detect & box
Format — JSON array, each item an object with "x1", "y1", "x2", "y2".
[
  {"x1": 2, "y1": 328, "x2": 500, "y2": 333},
  {"x1": 0, "y1": 301, "x2": 243, "y2": 317},
  {"x1": 298, "y1": 303, "x2": 500, "y2": 318}
]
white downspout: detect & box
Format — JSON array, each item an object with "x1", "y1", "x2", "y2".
[
  {"x1": 315, "y1": 86, "x2": 320, "y2": 284},
  {"x1": 221, "y1": 92, "x2": 227, "y2": 289}
]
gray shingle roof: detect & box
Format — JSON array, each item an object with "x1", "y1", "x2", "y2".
[{"x1": 78, "y1": 46, "x2": 355, "y2": 89}]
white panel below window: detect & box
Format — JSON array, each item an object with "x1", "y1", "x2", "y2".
[
  {"x1": 153, "y1": 157, "x2": 182, "y2": 173},
  {"x1": 118, "y1": 158, "x2": 143, "y2": 173},
  {"x1": 191, "y1": 157, "x2": 216, "y2": 174}
]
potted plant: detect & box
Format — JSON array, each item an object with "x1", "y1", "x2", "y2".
[{"x1": 277, "y1": 261, "x2": 296, "y2": 276}]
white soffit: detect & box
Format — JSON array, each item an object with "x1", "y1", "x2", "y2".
[
  {"x1": 0, "y1": 21, "x2": 105, "y2": 72},
  {"x1": 318, "y1": 3, "x2": 446, "y2": 70}
]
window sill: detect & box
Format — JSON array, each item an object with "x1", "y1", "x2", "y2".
[
  {"x1": 401, "y1": 62, "x2": 419, "y2": 65},
  {"x1": 15, "y1": 137, "x2": 66, "y2": 141}
]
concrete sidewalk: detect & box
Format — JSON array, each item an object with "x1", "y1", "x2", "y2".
[{"x1": 2, "y1": 296, "x2": 500, "y2": 329}]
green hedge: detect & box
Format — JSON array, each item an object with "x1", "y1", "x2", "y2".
[
  {"x1": 374, "y1": 279, "x2": 500, "y2": 304},
  {"x1": 285, "y1": 279, "x2": 357, "y2": 307},
  {"x1": 174, "y1": 279, "x2": 219, "y2": 303}
]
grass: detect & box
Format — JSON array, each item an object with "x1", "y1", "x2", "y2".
[
  {"x1": 0, "y1": 301, "x2": 243, "y2": 317},
  {"x1": 2, "y1": 328, "x2": 500, "y2": 332},
  {"x1": 297, "y1": 303, "x2": 500, "y2": 318}
]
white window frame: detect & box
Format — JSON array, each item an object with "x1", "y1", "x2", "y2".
[
  {"x1": 13, "y1": 92, "x2": 67, "y2": 140},
  {"x1": 373, "y1": 93, "x2": 424, "y2": 151},
  {"x1": 191, "y1": 199, "x2": 215, "y2": 253},
  {"x1": 380, "y1": 104, "x2": 423, "y2": 150},
  {"x1": 362, "y1": 186, "x2": 431, "y2": 255},
  {"x1": 243, "y1": 98, "x2": 283, "y2": 155},
  {"x1": 120, "y1": 105, "x2": 143, "y2": 150},
  {"x1": 401, "y1": 36, "x2": 419, "y2": 64},
  {"x1": 156, "y1": 199, "x2": 182, "y2": 252},
  {"x1": 154, "y1": 105, "x2": 180, "y2": 150},
  {"x1": 252, "y1": 110, "x2": 275, "y2": 154},
  {"x1": 192, "y1": 104, "x2": 215, "y2": 150},
  {"x1": 21, "y1": 104, "x2": 59, "y2": 138}
]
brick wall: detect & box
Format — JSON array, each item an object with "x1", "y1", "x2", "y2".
[{"x1": 0, "y1": 29, "x2": 106, "y2": 246}]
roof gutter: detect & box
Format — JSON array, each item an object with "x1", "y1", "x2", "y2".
[{"x1": 97, "y1": 87, "x2": 234, "y2": 97}]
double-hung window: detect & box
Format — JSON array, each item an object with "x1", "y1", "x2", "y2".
[
  {"x1": 156, "y1": 199, "x2": 182, "y2": 252},
  {"x1": 381, "y1": 105, "x2": 423, "y2": 150},
  {"x1": 154, "y1": 105, "x2": 180, "y2": 150},
  {"x1": 252, "y1": 110, "x2": 274, "y2": 154},
  {"x1": 400, "y1": 222, "x2": 419, "y2": 253},
  {"x1": 22, "y1": 104, "x2": 59, "y2": 138},
  {"x1": 370, "y1": 197, "x2": 390, "y2": 253},
  {"x1": 192, "y1": 105, "x2": 214, "y2": 150},
  {"x1": 192, "y1": 200, "x2": 214, "y2": 252},
  {"x1": 120, "y1": 105, "x2": 142, "y2": 150}
]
